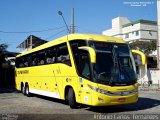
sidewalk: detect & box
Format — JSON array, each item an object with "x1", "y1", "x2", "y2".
[{"x1": 139, "y1": 84, "x2": 160, "y2": 91}]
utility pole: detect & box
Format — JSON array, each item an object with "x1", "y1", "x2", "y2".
[
  {"x1": 157, "y1": 0, "x2": 160, "y2": 69},
  {"x1": 71, "y1": 8, "x2": 75, "y2": 34}
]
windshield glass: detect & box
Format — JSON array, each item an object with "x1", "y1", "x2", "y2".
[{"x1": 88, "y1": 41, "x2": 137, "y2": 86}]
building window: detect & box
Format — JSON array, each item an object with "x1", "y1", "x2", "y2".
[
  {"x1": 147, "y1": 56, "x2": 157, "y2": 68},
  {"x1": 149, "y1": 30, "x2": 152, "y2": 36},
  {"x1": 135, "y1": 31, "x2": 139, "y2": 36},
  {"x1": 125, "y1": 33, "x2": 129, "y2": 38}
]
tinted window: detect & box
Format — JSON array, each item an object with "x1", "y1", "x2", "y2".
[
  {"x1": 31, "y1": 53, "x2": 38, "y2": 66},
  {"x1": 46, "y1": 47, "x2": 56, "y2": 64},
  {"x1": 16, "y1": 43, "x2": 71, "y2": 67},
  {"x1": 70, "y1": 40, "x2": 91, "y2": 80},
  {"x1": 37, "y1": 50, "x2": 46, "y2": 65},
  {"x1": 56, "y1": 43, "x2": 71, "y2": 66}
]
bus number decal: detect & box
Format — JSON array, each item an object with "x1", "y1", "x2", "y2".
[{"x1": 17, "y1": 70, "x2": 29, "y2": 74}]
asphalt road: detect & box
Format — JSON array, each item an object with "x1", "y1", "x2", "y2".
[{"x1": 0, "y1": 87, "x2": 160, "y2": 120}]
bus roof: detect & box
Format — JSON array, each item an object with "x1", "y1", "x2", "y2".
[{"x1": 16, "y1": 33, "x2": 125, "y2": 57}]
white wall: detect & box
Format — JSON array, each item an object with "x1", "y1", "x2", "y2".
[
  {"x1": 138, "y1": 70, "x2": 160, "y2": 86},
  {"x1": 140, "y1": 30, "x2": 157, "y2": 40},
  {"x1": 102, "y1": 17, "x2": 130, "y2": 39},
  {"x1": 140, "y1": 24, "x2": 157, "y2": 40},
  {"x1": 157, "y1": 0, "x2": 160, "y2": 68},
  {"x1": 112, "y1": 17, "x2": 130, "y2": 28},
  {"x1": 123, "y1": 23, "x2": 141, "y2": 41},
  {"x1": 102, "y1": 28, "x2": 120, "y2": 36},
  {"x1": 113, "y1": 35, "x2": 123, "y2": 39}
]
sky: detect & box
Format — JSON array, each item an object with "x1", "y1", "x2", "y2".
[{"x1": 0, "y1": 0, "x2": 157, "y2": 52}]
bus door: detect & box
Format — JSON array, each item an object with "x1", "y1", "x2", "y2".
[{"x1": 77, "y1": 50, "x2": 92, "y2": 104}]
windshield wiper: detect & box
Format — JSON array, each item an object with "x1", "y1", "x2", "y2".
[{"x1": 109, "y1": 45, "x2": 120, "y2": 85}]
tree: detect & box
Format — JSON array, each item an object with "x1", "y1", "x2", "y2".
[
  {"x1": 129, "y1": 40, "x2": 157, "y2": 55},
  {"x1": 0, "y1": 43, "x2": 8, "y2": 87},
  {"x1": 0, "y1": 43, "x2": 8, "y2": 62},
  {"x1": 0, "y1": 43, "x2": 8, "y2": 53}
]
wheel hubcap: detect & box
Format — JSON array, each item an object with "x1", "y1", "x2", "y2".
[{"x1": 26, "y1": 87, "x2": 29, "y2": 94}]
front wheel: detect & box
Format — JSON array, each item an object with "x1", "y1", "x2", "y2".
[{"x1": 68, "y1": 88, "x2": 77, "y2": 109}]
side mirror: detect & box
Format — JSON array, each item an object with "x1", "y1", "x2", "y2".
[
  {"x1": 78, "y1": 46, "x2": 96, "y2": 63},
  {"x1": 131, "y1": 49, "x2": 146, "y2": 65}
]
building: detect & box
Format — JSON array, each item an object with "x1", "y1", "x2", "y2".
[
  {"x1": 103, "y1": 17, "x2": 158, "y2": 66},
  {"x1": 102, "y1": 17, "x2": 160, "y2": 86},
  {"x1": 102, "y1": 17, "x2": 157, "y2": 44},
  {"x1": 157, "y1": 0, "x2": 160, "y2": 69},
  {"x1": 0, "y1": 51, "x2": 18, "y2": 87},
  {"x1": 16, "y1": 35, "x2": 48, "y2": 53}
]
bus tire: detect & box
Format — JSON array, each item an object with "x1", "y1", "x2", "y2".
[
  {"x1": 22, "y1": 85, "x2": 26, "y2": 95},
  {"x1": 20, "y1": 84, "x2": 23, "y2": 93},
  {"x1": 68, "y1": 88, "x2": 77, "y2": 109},
  {"x1": 25, "y1": 85, "x2": 30, "y2": 97}
]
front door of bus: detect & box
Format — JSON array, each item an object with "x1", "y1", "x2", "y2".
[
  {"x1": 79, "y1": 77, "x2": 92, "y2": 105},
  {"x1": 78, "y1": 51, "x2": 92, "y2": 105}
]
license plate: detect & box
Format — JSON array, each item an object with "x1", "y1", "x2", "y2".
[{"x1": 118, "y1": 98, "x2": 125, "y2": 102}]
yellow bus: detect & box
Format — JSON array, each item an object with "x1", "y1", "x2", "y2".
[{"x1": 15, "y1": 34, "x2": 145, "y2": 108}]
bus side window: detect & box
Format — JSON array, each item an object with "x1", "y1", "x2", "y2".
[
  {"x1": 37, "y1": 50, "x2": 46, "y2": 65},
  {"x1": 16, "y1": 57, "x2": 28, "y2": 68},
  {"x1": 31, "y1": 54, "x2": 38, "y2": 66},
  {"x1": 24, "y1": 56, "x2": 31, "y2": 67},
  {"x1": 46, "y1": 47, "x2": 56, "y2": 64},
  {"x1": 70, "y1": 40, "x2": 92, "y2": 80},
  {"x1": 78, "y1": 50, "x2": 91, "y2": 80},
  {"x1": 24, "y1": 59, "x2": 29, "y2": 67},
  {"x1": 56, "y1": 43, "x2": 71, "y2": 66},
  {"x1": 19, "y1": 57, "x2": 25, "y2": 68}
]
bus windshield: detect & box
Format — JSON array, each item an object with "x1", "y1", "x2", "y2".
[{"x1": 88, "y1": 41, "x2": 137, "y2": 86}]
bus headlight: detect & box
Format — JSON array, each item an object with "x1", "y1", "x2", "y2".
[{"x1": 88, "y1": 84, "x2": 138, "y2": 96}]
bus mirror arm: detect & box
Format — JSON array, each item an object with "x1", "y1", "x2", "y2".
[
  {"x1": 78, "y1": 46, "x2": 96, "y2": 63},
  {"x1": 131, "y1": 49, "x2": 146, "y2": 65}
]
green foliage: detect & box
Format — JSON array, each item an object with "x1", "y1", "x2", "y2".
[
  {"x1": 0, "y1": 43, "x2": 8, "y2": 53},
  {"x1": 129, "y1": 40, "x2": 157, "y2": 55},
  {"x1": 0, "y1": 43, "x2": 8, "y2": 63}
]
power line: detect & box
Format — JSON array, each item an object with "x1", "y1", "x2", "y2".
[
  {"x1": 76, "y1": 26, "x2": 99, "y2": 33},
  {"x1": 45, "y1": 29, "x2": 67, "y2": 40},
  {"x1": 0, "y1": 25, "x2": 160, "y2": 34},
  {"x1": 0, "y1": 26, "x2": 65, "y2": 34}
]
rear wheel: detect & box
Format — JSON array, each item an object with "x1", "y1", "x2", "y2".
[
  {"x1": 20, "y1": 84, "x2": 23, "y2": 93},
  {"x1": 25, "y1": 85, "x2": 30, "y2": 97},
  {"x1": 68, "y1": 88, "x2": 77, "y2": 109}
]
